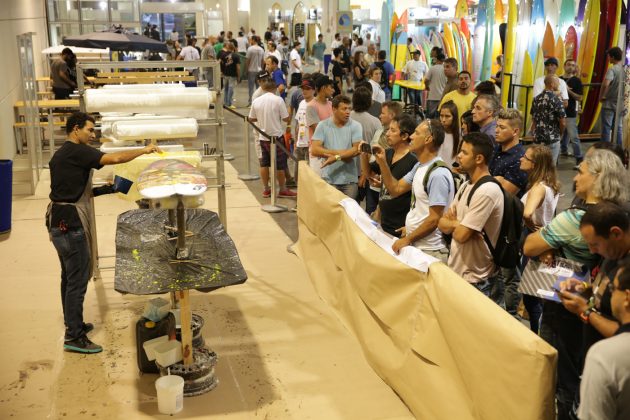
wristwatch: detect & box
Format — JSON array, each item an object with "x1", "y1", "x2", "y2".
[
  {"x1": 335, "y1": 154, "x2": 341, "y2": 162},
  {"x1": 579, "y1": 307, "x2": 598, "y2": 324}
]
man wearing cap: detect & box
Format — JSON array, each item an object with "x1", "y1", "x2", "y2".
[
  {"x1": 403, "y1": 50, "x2": 428, "y2": 109},
  {"x1": 533, "y1": 57, "x2": 569, "y2": 108},
  {"x1": 289, "y1": 41, "x2": 303, "y2": 86},
  {"x1": 50, "y1": 48, "x2": 77, "y2": 99},
  {"x1": 295, "y1": 78, "x2": 317, "y2": 175},
  {"x1": 248, "y1": 76, "x2": 297, "y2": 199}
]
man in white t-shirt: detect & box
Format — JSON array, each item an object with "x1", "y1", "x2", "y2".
[
  {"x1": 289, "y1": 41, "x2": 303, "y2": 86},
  {"x1": 438, "y1": 132, "x2": 504, "y2": 303},
  {"x1": 295, "y1": 78, "x2": 316, "y2": 176},
  {"x1": 248, "y1": 77, "x2": 297, "y2": 198},
  {"x1": 330, "y1": 33, "x2": 342, "y2": 49},
  {"x1": 403, "y1": 50, "x2": 428, "y2": 108},
  {"x1": 177, "y1": 38, "x2": 200, "y2": 78},
  {"x1": 245, "y1": 36, "x2": 265, "y2": 106},
  {"x1": 532, "y1": 57, "x2": 569, "y2": 108},
  {"x1": 375, "y1": 119, "x2": 455, "y2": 262}
]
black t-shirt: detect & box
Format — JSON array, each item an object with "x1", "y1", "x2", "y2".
[
  {"x1": 370, "y1": 149, "x2": 417, "y2": 236},
  {"x1": 219, "y1": 51, "x2": 240, "y2": 77},
  {"x1": 48, "y1": 141, "x2": 104, "y2": 229},
  {"x1": 561, "y1": 75, "x2": 583, "y2": 118}
]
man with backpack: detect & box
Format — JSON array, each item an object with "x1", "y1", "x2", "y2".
[
  {"x1": 439, "y1": 132, "x2": 522, "y2": 303},
  {"x1": 374, "y1": 119, "x2": 455, "y2": 263},
  {"x1": 371, "y1": 50, "x2": 395, "y2": 100}
]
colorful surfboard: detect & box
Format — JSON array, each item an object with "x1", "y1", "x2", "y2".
[
  {"x1": 565, "y1": 26, "x2": 578, "y2": 61},
  {"x1": 542, "y1": 22, "x2": 556, "y2": 58},
  {"x1": 455, "y1": 0, "x2": 469, "y2": 18},
  {"x1": 481, "y1": 0, "x2": 496, "y2": 81},
  {"x1": 517, "y1": 51, "x2": 534, "y2": 132},
  {"x1": 576, "y1": 0, "x2": 601, "y2": 128},
  {"x1": 559, "y1": 0, "x2": 576, "y2": 34},
  {"x1": 380, "y1": 2, "x2": 391, "y2": 60},
  {"x1": 528, "y1": 0, "x2": 546, "y2": 61},
  {"x1": 492, "y1": 0, "x2": 505, "y2": 75},
  {"x1": 501, "y1": 0, "x2": 518, "y2": 108},
  {"x1": 555, "y1": 36, "x2": 566, "y2": 76},
  {"x1": 473, "y1": 0, "x2": 488, "y2": 82}
]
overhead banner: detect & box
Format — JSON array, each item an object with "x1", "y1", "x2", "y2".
[{"x1": 337, "y1": 11, "x2": 353, "y2": 33}]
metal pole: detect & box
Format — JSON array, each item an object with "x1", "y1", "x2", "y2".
[
  {"x1": 262, "y1": 136, "x2": 288, "y2": 213},
  {"x1": 214, "y1": 63, "x2": 228, "y2": 230},
  {"x1": 238, "y1": 115, "x2": 260, "y2": 181}
]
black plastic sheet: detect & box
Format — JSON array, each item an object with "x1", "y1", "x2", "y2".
[{"x1": 115, "y1": 209, "x2": 247, "y2": 295}]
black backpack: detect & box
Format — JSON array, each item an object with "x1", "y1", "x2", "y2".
[
  {"x1": 462, "y1": 175, "x2": 524, "y2": 269},
  {"x1": 374, "y1": 61, "x2": 388, "y2": 89}
]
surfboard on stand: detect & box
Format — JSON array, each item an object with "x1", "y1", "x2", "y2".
[
  {"x1": 380, "y1": 2, "x2": 391, "y2": 60},
  {"x1": 513, "y1": 0, "x2": 532, "y2": 110},
  {"x1": 565, "y1": 26, "x2": 578, "y2": 61},
  {"x1": 528, "y1": 0, "x2": 546, "y2": 62},
  {"x1": 544, "y1": 0, "x2": 560, "y2": 33},
  {"x1": 555, "y1": 36, "x2": 566, "y2": 76},
  {"x1": 481, "y1": 0, "x2": 496, "y2": 81},
  {"x1": 517, "y1": 51, "x2": 534, "y2": 132},
  {"x1": 473, "y1": 0, "x2": 488, "y2": 82},
  {"x1": 460, "y1": 18, "x2": 473, "y2": 71},
  {"x1": 559, "y1": 0, "x2": 576, "y2": 35},
  {"x1": 455, "y1": 0, "x2": 469, "y2": 18},
  {"x1": 584, "y1": 0, "x2": 621, "y2": 133},
  {"x1": 542, "y1": 22, "x2": 556, "y2": 58},
  {"x1": 501, "y1": 0, "x2": 518, "y2": 108},
  {"x1": 492, "y1": 0, "x2": 505, "y2": 76},
  {"x1": 576, "y1": 0, "x2": 601, "y2": 129}
]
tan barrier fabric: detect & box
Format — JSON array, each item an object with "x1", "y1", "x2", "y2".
[{"x1": 295, "y1": 162, "x2": 557, "y2": 420}]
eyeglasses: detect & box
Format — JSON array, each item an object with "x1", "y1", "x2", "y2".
[{"x1": 425, "y1": 121, "x2": 434, "y2": 138}]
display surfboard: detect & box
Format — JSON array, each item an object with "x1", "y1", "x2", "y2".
[
  {"x1": 501, "y1": 0, "x2": 518, "y2": 108},
  {"x1": 545, "y1": 0, "x2": 560, "y2": 33},
  {"x1": 565, "y1": 26, "x2": 578, "y2": 60},
  {"x1": 517, "y1": 51, "x2": 534, "y2": 132},
  {"x1": 492, "y1": 0, "x2": 505, "y2": 75},
  {"x1": 380, "y1": 2, "x2": 391, "y2": 60},
  {"x1": 559, "y1": 0, "x2": 576, "y2": 34},
  {"x1": 576, "y1": 0, "x2": 601, "y2": 129},
  {"x1": 473, "y1": 0, "x2": 488, "y2": 82},
  {"x1": 455, "y1": 0, "x2": 469, "y2": 18},
  {"x1": 584, "y1": 0, "x2": 621, "y2": 133},
  {"x1": 460, "y1": 18, "x2": 473, "y2": 71},
  {"x1": 443, "y1": 21, "x2": 455, "y2": 58},
  {"x1": 555, "y1": 36, "x2": 566, "y2": 76},
  {"x1": 576, "y1": 0, "x2": 588, "y2": 25},
  {"x1": 481, "y1": 0, "x2": 496, "y2": 81},
  {"x1": 528, "y1": 0, "x2": 546, "y2": 61},
  {"x1": 542, "y1": 22, "x2": 556, "y2": 58},
  {"x1": 513, "y1": 0, "x2": 532, "y2": 109}
]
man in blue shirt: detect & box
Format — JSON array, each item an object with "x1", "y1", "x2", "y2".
[
  {"x1": 371, "y1": 50, "x2": 395, "y2": 100},
  {"x1": 265, "y1": 55, "x2": 286, "y2": 99},
  {"x1": 489, "y1": 108, "x2": 528, "y2": 316},
  {"x1": 310, "y1": 95, "x2": 363, "y2": 198}
]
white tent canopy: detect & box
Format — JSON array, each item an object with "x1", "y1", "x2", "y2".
[{"x1": 41, "y1": 45, "x2": 110, "y2": 55}]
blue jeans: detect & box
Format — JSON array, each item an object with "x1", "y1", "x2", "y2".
[
  {"x1": 223, "y1": 76, "x2": 237, "y2": 106},
  {"x1": 333, "y1": 183, "x2": 358, "y2": 200},
  {"x1": 600, "y1": 108, "x2": 622, "y2": 145},
  {"x1": 548, "y1": 141, "x2": 560, "y2": 166},
  {"x1": 561, "y1": 117, "x2": 583, "y2": 161},
  {"x1": 408, "y1": 89, "x2": 422, "y2": 107},
  {"x1": 50, "y1": 227, "x2": 91, "y2": 340},
  {"x1": 247, "y1": 71, "x2": 259, "y2": 104},
  {"x1": 501, "y1": 266, "x2": 521, "y2": 315},
  {"x1": 473, "y1": 273, "x2": 502, "y2": 305}
]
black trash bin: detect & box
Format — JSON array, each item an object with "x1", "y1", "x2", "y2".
[{"x1": 0, "y1": 160, "x2": 12, "y2": 234}]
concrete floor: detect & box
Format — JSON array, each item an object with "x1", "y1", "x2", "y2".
[{"x1": 0, "y1": 73, "x2": 586, "y2": 419}]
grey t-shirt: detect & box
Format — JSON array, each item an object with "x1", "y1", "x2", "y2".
[
  {"x1": 425, "y1": 64, "x2": 447, "y2": 101},
  {"x1": 245, "y1": 45, "x2": 264, "y2": 72},
  {"x1": 50, "y1": 58, "x2": 71, "y2": 89},
  {"x1": 602, "y1": 63, "x2": 623, "y2": 110}
]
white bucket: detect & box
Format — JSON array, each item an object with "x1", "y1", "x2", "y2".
[{"x1": 155, "y1": 375, "x2": 184, "y2": 414}]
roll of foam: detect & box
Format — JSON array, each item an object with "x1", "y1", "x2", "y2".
[
  {"x1": 86, "y1": 87, "x2": 216, "y2": 113},
  {"x1": 102, "y1": 83, "x2": 186, "y2": 90},
  {"x1": 112, "y1": 118, "x2": 198, "y2": 140}
]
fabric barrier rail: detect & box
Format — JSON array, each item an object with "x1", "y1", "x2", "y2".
[{"x1": 294, "y1": 162, "x2": 557, "y2": 420}]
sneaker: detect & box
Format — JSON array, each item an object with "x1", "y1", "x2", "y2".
[
  {"x1": 573, "y1": 165, "x2": 580, "y2": 170},
  {"x1": 229, "y1": 105, "x2": 236, "y2": 109},
  {"x1": 262, "y1": 188, "x2": 271, "y2": 198},
  {"x1": 64, "y1": 336, "x2": 103, "y2": 354},
  {"x1": 278, "y1": 189, "x2": 297, "y2": 198},
  {"x1": 64, "y1": 322, "x2": 94, "y2": 340}
]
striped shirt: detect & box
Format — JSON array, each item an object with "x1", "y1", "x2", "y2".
[{"x1": 540, "y1": 208, "x2": 601, "y2": 269}]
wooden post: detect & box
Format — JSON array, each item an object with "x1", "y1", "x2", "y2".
[{"x1": 178, "y1": 290, "x2": 193, "y2": 365}]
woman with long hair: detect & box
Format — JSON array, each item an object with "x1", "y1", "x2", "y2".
[
  {"x1": 353, "y1": 51, "x2": 367, "y2": 86},
  {"x1": 518, "y1": 145, "x2": 561, "y2": 334},
  {"x1": 519, "y1": 145, "x2": 561, "y2": 231},
  {"x1": 438, "y1": 100, "x2": 460, "y2": 168}
]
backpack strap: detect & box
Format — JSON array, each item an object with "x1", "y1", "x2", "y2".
[
  {"x1": 422, "y1": 160, "x2": 450, "y2": 194},
  {"x1": 465, "y1": 175, "x2": 504, "y2": 254}
]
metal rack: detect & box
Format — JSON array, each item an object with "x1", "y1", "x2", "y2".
[{"x1": 75, "y1": 60, "x2": 227, "y2": 279}]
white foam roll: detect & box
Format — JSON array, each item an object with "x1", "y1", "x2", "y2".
[
  {"x1": 86, "y1": 87, "x2": 215, "y2": 113},
  {"x1": 112, "y1": 118, "x2": 198, "y2": 140},
  {"x1": 102, "y1": 83, "x2": 186, "y2": 90}
]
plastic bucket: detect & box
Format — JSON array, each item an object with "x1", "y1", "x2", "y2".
[{"x1": 155, "y1": 375, "x2": 184, "y2": 414}]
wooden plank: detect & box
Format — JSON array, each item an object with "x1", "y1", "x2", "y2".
[
  {"x1": 178, "y1": 290, "x2": 194, "y2": 366},
  {"x1": 14, "y1": 121, "x2": 65, "y2": 128},
  {"x1": 97, "y1": 71, "x2": 190, "y2": 77},
  {"x1": 93, "y1": 76, "x2": 195, "y2": 84},
  {"x1": 14, "y1": 99, "x2": 80, "y2": 108}
]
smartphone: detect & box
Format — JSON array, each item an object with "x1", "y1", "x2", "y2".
[{"x1": 360, "y1": 143, "x2": 372, "y2": 154}]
